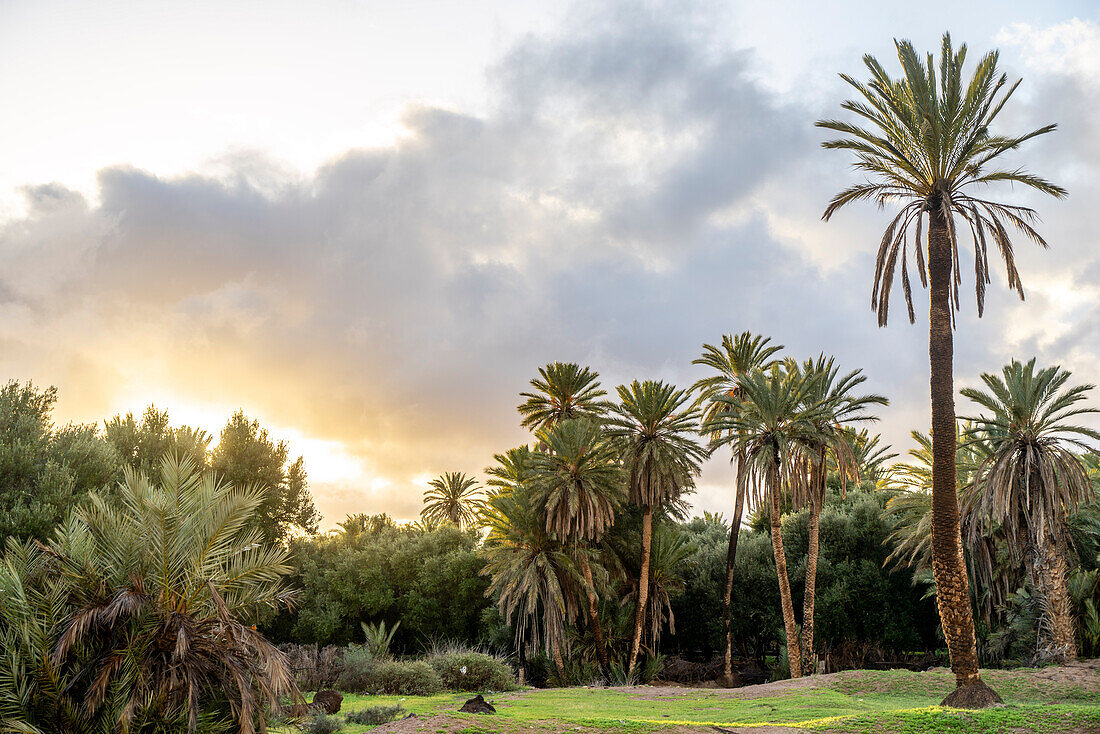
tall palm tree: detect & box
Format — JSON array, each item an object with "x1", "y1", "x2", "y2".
[
  {"x1": 818, "y1": 33, "x2": 1065, "y2": 704},
  {"x1": 481, "y1": 485, "x2": 581, "y2": 679},
  {"x1": 607, "y1": 380, "x2": 707, "y2": 674},
  {"x1": 707, "y1": 365, "x2": 824, "y2": 678},
  {"x1": 620, "y1": 525, "x2": 692, "y2": 655},
  {"x1": 530, "y1": 418, "x2": 624, "y2": 674},
  {"x1": 42, "y1": 455, "x2": 299, "y2": 734},
  {"x1": 787, "y1": 356, "x2": 886, "y2": 675},
  {"x1": 422, "y1": 472, "x2": 485, "y2": 530},
  {"x1": 961, "y1": 359, "x2": 1099, "y2": 662},
  {"x1": 518, "y1": 363, "x2": 610, "y2": 433},
  {"x1": 692, "y1": 332, "x2": 783, "y2": 683}
]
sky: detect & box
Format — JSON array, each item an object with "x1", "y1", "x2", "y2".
[{"x1": 3, "y1": 0, "x2": 1100, "y2": 527}]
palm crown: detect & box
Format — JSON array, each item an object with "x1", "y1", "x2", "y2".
[
  {"x1": 518, "y1": 363, "x2": 609, "y2": 432},
  {"x1": 818, "y1": 32, "x2": 1066, "y2": 325},
  {"x1": 422, "y1": 472, "x2": 485, "y2": 529}
]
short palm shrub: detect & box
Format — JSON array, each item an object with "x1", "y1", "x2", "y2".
[
  {"x1": 427, "y1": 651, "x2": 517, "y2": 692},
  {"x1": 345, "y1": 705, "x2": 405, "y2": 725}
]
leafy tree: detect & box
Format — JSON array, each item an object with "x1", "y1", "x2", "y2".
[
  {"x1": 103, "y1": 405, "x2": 211, "y2": 474},
  {"x1": 818, "y1": 32, "x2": 1064, "y2": 705},
  {"x1": 961, "y1": 359, "x2": 1099, "y2": 662},
  {"x1": 0, "y1": 381, "x2": 118, "y2": 544},
  {"x1": 692, "y1": 331, "x2": 783, "y2": 682},
  {"x1": 607, "y1": 380, "x2": 706, "y2": 674},
  {"x1": 210, "y1": 411, "x2": 319, "y2": 545},
  {"x1": 276, "y1": 515, "x2": 490, "y2": 650},
  {"x1": 422, "y1": 472, "x2": 485, "y2": 530}
]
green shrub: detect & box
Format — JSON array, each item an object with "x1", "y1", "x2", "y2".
[
  {"x1": 300, "y1": 713, "x2": 343, "y2": 734},
  {"x1": 336, "y1": 657, "x2": 443, "y2": 696},
  {"x1": 346, "y1": 705, "x2": 406, "y2": 725},
  {"x1": 427, "y1": 651, "x2": 517, "y2": 692}
]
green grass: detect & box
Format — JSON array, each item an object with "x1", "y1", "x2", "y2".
[{"x1": 278, "y1": 667, "x2": 1100, "y2": 733}]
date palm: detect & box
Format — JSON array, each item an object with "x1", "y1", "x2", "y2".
[
  {"x1": 486, "y1": 445, "x2": 537, "y2": 497},
  {"x1": 422, "y1": 472, "x2": 485, "y2": 530},
  {"x1": 530, "y1": 418, "x2": 624, "y2": 674},
  {"x1": 707, "y1": 365, "x2": 825, "y2": 678},
  {"x1": 481, "y1": 484, "x2": 581, "y2": 678},
  {"x1": 818, "y1": 33, "x2": 1064, "y2": 705},
  {"x1": 607, "y1": 380, "x2": 707, "y2": 675},
  {"x1": 30, "y1": 455, "x2": 299, "y2": 734},
  {"x1": 787, "y1": 356, "x2": 886, "y2": 675},
  {"x1": 518, "y1": 363, "x2": 609, "y2": 433},
  {"x1": 961, "y1": 359, "x2": 1099, "y2": 662},
  {"x1": 692, "y1": 332, "x2": 783, "y2": 683}
]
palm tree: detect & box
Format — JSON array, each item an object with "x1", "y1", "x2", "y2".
[
  {"x1": 530, "y1": 418, "x2": 624, "y2": 674},
  {"x1": 44, "y1": 455, "x2": 299, "y2": 733},
  {"x1": 818, "y1": 33, "x2": 1065, "y2": 704},
  {"x1": 706, "y1": 365, "x2": 824, "y2": 678},
  {"x1": 620, "y1": 525, "x2": 692, "y2": 655},
  {"x1": 787, "y1": 356, "x2": 886, "y2": 675},
  {"x1": 961, "y1": 359, "x2": 1099, "y2": 662},
  {"x1": 834, "y1": 428, "x2": 899, "y2": 489},
  {"x1": 518, "y1": 363, "x2": 610, "y2": 433},
  {"x1": 481, "y1": 484, "x2": 582, "y2": 679},
  {"x1": 607, "y1": 380, "x2": 707, "y2": 674},
  {"x1": 692, "y1": 332, "x2": 783, "y2": 683},
  {"x1": 486, "y1": 445, "x2": 537, "y2": 497},
  {"x1": 422, "y1": 472, "x2": 485, "y2": 529}
]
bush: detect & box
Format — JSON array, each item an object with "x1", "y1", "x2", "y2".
[
  {"x1": 336, "y1": 657, "x2": 443, "y2": 696},
  {"x1": 300, "y1": 713, "x2": 343, "y2": 734},
  {"x1": 346, "y1": 705, "x2": 406, "y2": 725},
  {"x1": 427, "y1": 651, "x2": 517, "y2": 692}
]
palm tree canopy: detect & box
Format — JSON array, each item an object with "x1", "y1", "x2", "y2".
[
  {"x1": 481, "y1": 485, "x2": 581, "y2": 653},
  {"x1": 818, "y1": 32, "x2": 1066, "y2": 325},
  {"x1": 692, "y1": 332, "x2": 784, "y2": 436},
  {"x1": 531, "y1": 418, "x2": 624, "y2": 542},
  {"x1": 606, "y1": 380, "x2": 708, "y2": 510},
  {"x1": 518, "y1": 362, "x2": 610, "y2": 432},
  {"x1": 706, "y1": 365, "x2": 826, "y2": 505},
  {"x1": 45, "y1": 455, "x2": 299, "y2": 733},
  {"x1": 486, "y1": 445, "x2": 537, "y2": 497},
  {"x1": 961, "y1": 358, "x2": 1100, "y2": 553},
  {"x1": 422, "y1": 472, "x2": 485, "y2": 529}
]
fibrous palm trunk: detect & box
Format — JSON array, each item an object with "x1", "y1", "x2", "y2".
[
  {"x1": 800, "y1": 450, "x2": 825, "y2": 676},
  {"x1": 579, "y1": 554, "x2": 612, "y2": 675},
  {"x1": 1033, "y1": 539, "x2": 1077, "y2": 663},
  {"x1": 627, "y1": 503, "x2": 653, "y2": 676},
  {"x1": 721, "y1": 457, "x2": 747, "y2": 684},
  {"x1": 551, "y1": 637, "x2": 566, "y2": 682},
  {"x1": 768, "y1": 458, "x2": 801, "y2": 678},
  {"x1": 927, "y1": 210, "x2": 1000, "y2": 707}
]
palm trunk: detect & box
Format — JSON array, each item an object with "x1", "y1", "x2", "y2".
[
  {"x1": 627, "y1": 503, "x2": 653, "y2": 676},
  {"x1": 579, "y1": 554, "x2": 612, "y2": 675},
  {"x1": 927, "y1": 210, "x2": 998, "y2": 706},
  {"x1": 1033, "y1": 539, "x2": 1077, "y2": 662},
  {"x1": 768, "y1": 459, "x2": 801, "y2": 678},
  {"x1": 551, "y1": 637, "x2": 566, "y2": 683},
  {"x1": 800, "y1": 501, "x2": 821, "y2": 674},
  {"x1": 722, "y1": 457, "x2": 747, "y2": 684}
]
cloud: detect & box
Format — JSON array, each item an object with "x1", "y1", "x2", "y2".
[{"x1": 2, "y1": 3, "x2": 1097, "y2": 524}]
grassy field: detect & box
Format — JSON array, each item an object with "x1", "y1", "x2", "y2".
[{"x1": 282, "y1": 664, "x2": 1100, "y2": 734}]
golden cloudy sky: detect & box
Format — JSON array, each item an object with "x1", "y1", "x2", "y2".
[{"x1": 3, "y1": 1, "x2": 1100, "y2": 526}]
